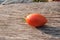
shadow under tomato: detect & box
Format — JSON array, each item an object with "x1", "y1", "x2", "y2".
[{"x1": 36, "y1": 25, "x2": 60, "y2": 37}]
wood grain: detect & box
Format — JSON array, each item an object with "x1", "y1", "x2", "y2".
[{"x1": 0, "y1": 2, "x2": 60, "y2": 40}]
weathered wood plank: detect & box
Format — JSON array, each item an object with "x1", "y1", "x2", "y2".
[{"x1": 0, "y1": 2, "x2": 60, "y2": 40}]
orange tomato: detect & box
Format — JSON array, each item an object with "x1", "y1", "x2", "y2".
[{"x1": 25, "y1": 13, "x2": 47, "y2": 27}]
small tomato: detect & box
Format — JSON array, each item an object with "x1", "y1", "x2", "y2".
[{"x1": 25, "y1": 13, "x2": 47, "y2": 27}]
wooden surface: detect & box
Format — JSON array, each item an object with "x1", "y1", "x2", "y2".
[{"x1": 0, "y1": 2, "x2": 60, "y2": 40}]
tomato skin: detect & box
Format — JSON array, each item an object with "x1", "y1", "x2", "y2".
[{"x1": 25, "y1": 14, "x2": 47, "y2": 27}]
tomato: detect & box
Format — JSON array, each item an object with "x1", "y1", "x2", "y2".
[{"x1": 25, "y1": 13, "x2": 47, "y2": 27}]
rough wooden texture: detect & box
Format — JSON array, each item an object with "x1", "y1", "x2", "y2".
[{"x1": 0, "y1": 2, "x2": 60, "y2": 40}]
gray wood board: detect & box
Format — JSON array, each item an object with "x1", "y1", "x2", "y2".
[{"x1": 0, "y1": 2, "x2": 60, "y2": 40}]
